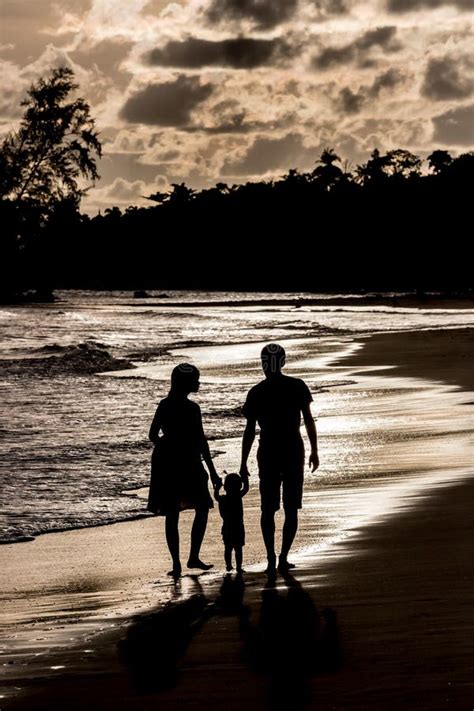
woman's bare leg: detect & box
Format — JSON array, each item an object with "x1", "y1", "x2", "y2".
[
  {"x1": 188, "y1": 508, "x2": 213, "y2": 570},
  {"x1": 225, "y1": 545, "x2": 233, "y2": 572},
  {"x1": 165, "y1": 511, "x2": 181, "y2": 576}
]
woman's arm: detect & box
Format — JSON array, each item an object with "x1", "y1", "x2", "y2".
[
  {"x1": 201, "y1": 438, "x2": 221, "y2": 487},
  {"x1": 198, "y1": 408, "x2": 221, "y2": 487},
  {"x1": 149, "y1": 405, "x2": 162, "y2": 444}
]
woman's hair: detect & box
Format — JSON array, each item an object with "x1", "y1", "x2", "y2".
[{"x1": 170, "y1": 363, "x2": 200, "y2": 394}]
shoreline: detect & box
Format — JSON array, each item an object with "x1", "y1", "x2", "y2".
[
  {"x1": 333, "y1": 326, "x2": 474, "y2": 393},
  {"x1": 1, "y1": 326, "x2": 473, "y2": 709},
  {"x1": 2, "y1": 326, "x2": 471, "y2": 548},
  {"x1": 3, "y1": 294, "x2": 474, "y2": 310}
]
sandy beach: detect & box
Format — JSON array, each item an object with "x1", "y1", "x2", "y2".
[{"x1": 1, "y1": 326, "x2": 473, "y2": 710}]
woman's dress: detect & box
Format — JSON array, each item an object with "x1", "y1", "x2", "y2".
[{"x1": 147, "y1": 396, "x2": 213, "y2": 515}]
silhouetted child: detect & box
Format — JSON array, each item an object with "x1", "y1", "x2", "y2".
[{"x1": 215, "y1": 473, "x2": 245, "y2": 573}]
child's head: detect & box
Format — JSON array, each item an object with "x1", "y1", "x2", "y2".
[{"x1": 224, "y1": 473, "x2": 242, "y2": 495}]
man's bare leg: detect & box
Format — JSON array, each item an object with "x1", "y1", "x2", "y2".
[
  {"x1": 279, "y1": 507, "x2": 298, "y2": 571},
  {"x1": 261, "y1": 509, "x2": 277, "y2": 575}
]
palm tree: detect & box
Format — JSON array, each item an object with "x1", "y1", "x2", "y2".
[{"x1": 311, "y1": 148, "x2": 343, "y2": 190}]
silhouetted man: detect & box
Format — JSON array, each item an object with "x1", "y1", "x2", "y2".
[{"x1": 240, "y1": 344, "x2": 319, "y2": 575}]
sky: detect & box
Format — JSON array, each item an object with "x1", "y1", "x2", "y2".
[{"x1": 0, "y1": 0, "x2": 473, "y2": 213}]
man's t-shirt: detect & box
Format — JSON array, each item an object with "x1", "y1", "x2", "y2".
[{"x1": 242, "y1": 374, "x2": 313, "y2": 448}]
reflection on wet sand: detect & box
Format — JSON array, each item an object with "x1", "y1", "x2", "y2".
[
  {"x1": 119, "y1": 575, "x2": 208, "y2": 694},
  {"x1": 242, "y1": 573, "x2": 341, "y2": 710},
  {"x1": 118, "y1": 570, "x2": 341, "y2": 710}
]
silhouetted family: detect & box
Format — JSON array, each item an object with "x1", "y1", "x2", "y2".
[{"x1": 148, "y1": 344, "x2": 319, "y2": 578}]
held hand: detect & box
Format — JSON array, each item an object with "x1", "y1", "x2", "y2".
[
  {"x1": 213, "y1": 482, "x2": 222, "y2": 501},
  {"x1": 239, "y1": 463, "x2": 250, "y2": 479},
  {"x1": 208, "y1": 462, "x2": 220, "y2": 483},
  {"x1": 309, "y1": 450, "x2": 320, "y2": 472},
  {"x1": 241, "y1": 477, "x2": 250, "y2": 496}
]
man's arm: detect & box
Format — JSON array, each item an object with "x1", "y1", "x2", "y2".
[
  {"x1": 302, "y1": 403, "x2": 319, "y2": 472},
  {"x1": 240, "y1": 416, "x2": 256, "y2": 494}
]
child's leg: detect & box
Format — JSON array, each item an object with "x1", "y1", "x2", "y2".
[
  {"x1": 235, "y1": 546, "x2": 244, "y2": 573},
  {"x1": 224, "y1": 544, "x2": 233, "y2": 572}
]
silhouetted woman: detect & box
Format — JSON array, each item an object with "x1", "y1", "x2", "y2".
[{"x1": 148, "y1": 363, "x2": 221, "y2": 578}]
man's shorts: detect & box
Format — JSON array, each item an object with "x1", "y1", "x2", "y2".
[{"x1": 257, "y1": 439, "x2": 305, "y2": 512}]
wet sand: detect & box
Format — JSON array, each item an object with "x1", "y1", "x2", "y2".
[
  {"x1": 1, "y1": 327, "x2": 473, "y2": 709},
  {"x1": 336, "y1": 327, "x2": 474, "y2": 394}
]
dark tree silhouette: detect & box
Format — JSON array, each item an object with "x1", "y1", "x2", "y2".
[
  {"x1": 0, "y1": 66, "x2": 101, "y2": 210},
  {"x1": 427, "y1": 150, "x2": 453, "y2": 175},
  {"x1": 385, "y1": 149, "x2": 422, "y2": 178},
  {"x1": 311, "y1": 148, "x2": 344, "y2": 190},
  {"x1": 146, "y1": 182, "x2": 196, "y2": 206},
  {"x1": 0, "y1": 66, "x2": 102, "y2": 301},
  {"x1": 0, "y1": 68, "x2": 472, "y2": 302}
]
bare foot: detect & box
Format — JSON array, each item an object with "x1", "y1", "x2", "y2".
[
  {"x1": 167, "y1": 564, "x2": 182, "y2": 578},
  {"x1": 226, "y1": 565, "x2": 233, "y2": 572},
  {"x1": 187, "y1": 558, "x2": 214, "y2": 571},
  {"x1": 265, "y1": 556, "x2": 277, "y2": 578},
  {"x1": 278, "y1": 558, "x2": 296, "y2": 572},
  {"x1": 265, "y1": 553, "x2": 276, "y2": 573}
]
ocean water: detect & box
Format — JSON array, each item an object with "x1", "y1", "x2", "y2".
[{"x1": 1, "y1": 290, "x2": 474, "y2": 544}]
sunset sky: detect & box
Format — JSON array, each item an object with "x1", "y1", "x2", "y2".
[{"x1": 1, "y1": 0, "x2": 473, "y2": 213}]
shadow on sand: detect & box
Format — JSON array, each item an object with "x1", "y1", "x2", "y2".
[
  {"x1": 118, "y1": 575, "x2": 208, "y2": 693},
  {"x1": 118, "y1": 572, "x2": 342, "y2": 706},
  {"x1": 242, "y1": 572, "x2": 342, "y2": 708}
]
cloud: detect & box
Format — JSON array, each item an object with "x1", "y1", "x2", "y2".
[
  {"x1": 82, "y1": 173, "x2": 169, "y2": 213},
  {"x1": 183, "y1": 113, "x2": 271, "y2": 134},
  {"x1": 338, "y1": 87, "x2": 366, "y2": 114},
  {"x1": 358, "y1": 27, "x2": 398, "y2": 49},
  {"x1": 206, "y1": 0, "x2": 298, "y2": 30},
  {"x1": 432, "y1": 104, "x2": 474, "y2": 145},
  {"x1": 421, "y1": 56, "x2": 473, "y2": 100},
  {"x1": 314, "y1": 45, "x2": 354, "y2": 70},
  {"x1": 96, "y1": 150, "x2": 162, "y2": 185},
  {"x1": 0, "y1": 59, "x2": 27, "y2": 119},
  {"x1": 371, "y1": 68, "x2": 404, "y2": 93},
  {"x1": 147, "y1": 37, "x2": 292, "y2": 69},
  {"x1": 120, "y1": 75, "x2": 214, "y2": 126},
  {"x1": 71, "y1": 38, "x2": 134, "y2": 73},
  {"x1": 221, "y1": 132, "x2": 317, "y2": 175},
  {"x1": 5, "y1": 0, "x2": 474, "y2": 212},
  {"x1": 313, "y1": 26, "x2": 400, "y2": 69},
  {"x1": 311, "y1": 0, "x2": 349, "y2": 17},
  {"x1": 387, "y1": 0, "x2": 473, "y2": 12},
  {"x1": 102, "y1": 129, "x2": 150, "y2": 153},
  {"x1": 336, "y1": 69, "x2": 405, "y2": 114},
  {"x1": 141, "y1": 0, "x2": 178, "y2": 16},
  {"x1": 104, "y1": 177, "x2": 150, "y2": 201},
  {"x1": 0, "y1": 0, "x2": 90, "y2": 64}
]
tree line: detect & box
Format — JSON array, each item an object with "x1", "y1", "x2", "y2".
[{"x1": 1, "y1": 68, "x2": 472, "y2": 299}]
